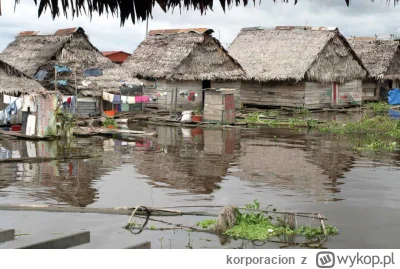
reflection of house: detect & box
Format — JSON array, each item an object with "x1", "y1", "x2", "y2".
[
  {"x1": 132, "y1": 127, "x2": 239, "y2": 194},
  {"x1": 228, "y1": 26, "x2": 367, "y2": 108},
  {"x1": 347, "y1": 37, "x2": 400, "y2": 101},
  {"x1": 123, "y1": 28, "x2": 244, "y2": 110},
  {"x1": 235, "y1": 128, "x2": 356, "y2": 197},
  {"x1": 0, "y1": 27, "x2": 141, "y2": 118}
]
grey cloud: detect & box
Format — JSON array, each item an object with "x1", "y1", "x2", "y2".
[{"x1": 0, "y1": 0, "x2": 399, "y2": 54}]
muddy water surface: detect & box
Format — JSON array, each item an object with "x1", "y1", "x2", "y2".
[{"x1": 1, "y1": 123, "x2": 400, "y2": 248}]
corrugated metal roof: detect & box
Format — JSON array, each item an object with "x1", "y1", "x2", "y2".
[
  {"x1": 102, "y1": 51, "x2": 131, "y2": 56},
  {"x1": 148, "y1": 28, "x2": 214, "y2": 36},
  {"x1": 18, "y1": 31, "x2": 40, "y2": 36},
  {"x1": 241, "y1": 26, "x2": 337, "y2": 32},
  {"x1": 54, "y1": 27, "x2": 80, "y2": 35}
]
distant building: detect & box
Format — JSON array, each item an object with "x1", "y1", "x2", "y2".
[
  {"x1": 229, "y1": 26, "x2": 368, "y2": 109},
  {"x1": 102, "y1": 51, "x2": 132, "y2": 64}
]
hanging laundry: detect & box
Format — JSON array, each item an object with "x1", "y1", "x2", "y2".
[
  {"x1": 34, "y1": 70, "x2": 48, "y2": 81},
  {"x1": 127, "y1": 96, "x2": 136, "y2": 104},
  {"x1": 83, "y1": 68, "x2": 103, "y2": 77},
  {"x1": 121, "y1": 96, "x2": 128, "y2": 104},
  {"x1": 142, "y1": 96, "x2": 150, "y2": 103},
  {"x1": 113, "y1": 95, "x2": 122, "y2": 104},
  {"x1": 121, "y1": 104, "x2": 130, "y2": 112},
  {"x1": 54, "y1": 65, "x2": 72, "y2": 73},
  {"x1": 188, "y1": 92, "x2": 196, "y2": 101}
]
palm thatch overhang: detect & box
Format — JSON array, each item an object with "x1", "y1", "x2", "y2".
[
  {"x1": 122, "y1": 28, "x2": 244, "y2": 82},
  {"x1": 6, "y1": 1, "x2": 359, "y2": 25},
  {"x1": 347, "y1": 37, "x2": 400, "y2": 81},
  {"x1": 0, "y1": 27, "x2": 142, "y2": 97},
  {"x1": 228, "y1": 26, "x2": 368, "y2": 84},
  {"x1": 0, "y1": 59, "x2": 46, "y2": 96}
]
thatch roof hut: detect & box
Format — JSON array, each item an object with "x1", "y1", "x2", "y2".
[
  {"x1": 123, "y1": 28, "x2": 243, "y2": 81},
  {"x1": 229, "y1": 26, "x2": 366, "y2": 84},
  {"x1": 347, "y1": 38, "x2": 400, "y2": 80},
  {"x1": 123, "y1": 28, "x2": 243, "y2": 110},
  {"x1": 228, "y1": 26, "x2": 368, "y2": 109},
  {"x1": 0, "y1": 27, "x2": 141, "y2": 97},
  {"x1": 347, "y1": 37, "x2": 400, "y2": 101},
  {"x1": 0, "y1": 59, "x2": 45, "y2": 96}
]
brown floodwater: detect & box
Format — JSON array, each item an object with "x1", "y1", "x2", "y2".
[{"x1": 1, "y1": 121, "x2": 400, "y2": 248}]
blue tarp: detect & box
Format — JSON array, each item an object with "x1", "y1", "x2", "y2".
[
  {"x1": 83, "y1": 68, "x2": 102, "y2": 77},
  {"x1": 389, "y1": 109, "x2": 400, "y2": 120},
  {"x1": 388, "y1": 89, "x2": 400, "y2": 105},
  {"x1": 52, "y1": 80, "x2": 68, "y2": 86},
  {"x1": 34, "y1": 70, "x2": 48, "y2": 81},
  {"x1": 54, "y1": 65, "x2": 72, "y2": 73}
]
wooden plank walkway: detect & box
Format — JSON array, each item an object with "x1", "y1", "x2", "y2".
[
  {"x1": 1, "y1": 230, "x2": 151, "y2": 249},
  {"x1": 0, "y1": 229, "x2": 15, "y2": 243}
]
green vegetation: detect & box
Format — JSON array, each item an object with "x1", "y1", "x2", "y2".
[
  {"x1": 319, "y1": 116, "x2": 400, "y2": 152},
  {"x1": 319, "y1": 116, "x2": 400, "y2": 137},
  {"x1": 103, "y1": 117, "x2": 117, "y2": 128},
  {"x1": 196, "y1": 200, "x2": 338, "y2": 243},
  {"x1": 365, "y1": 102, "x2": 390, "y2": 114},
  {"x1": 241, "y1": 112, "x2": 318, "y2": 128},
  {"x1": 197, "y1": 219, "x2": 217, "y2": 229},
  {"x1": 293, "y1": 108, "x2": 311, "y2": 115}
]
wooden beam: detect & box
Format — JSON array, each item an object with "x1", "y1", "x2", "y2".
[
  {"x1": 18, "y1": 231, "x2": 90, "y2": 249},
  {"x1": 124, "y1": 241, "x2": 151, "y2": 249},
  {"x1": 0, "y1": 229, "x2": 15, "y2": 243}
]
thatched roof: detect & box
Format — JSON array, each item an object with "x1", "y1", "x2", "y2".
[
  {"x1": 0, "y1": 59, "x2": 46, "y2": 95},
  {"x1": 10, "y1": 1, "x2": 355, "y2": 25},
  {"x1": 0, "y1": 27, "x2": 141, "y2": 96},
  {"x1": 123, "y1": 28, "x2": 244, "y2": 81},
  {"x1": 347, "y1": 37, "x2": 400, "y2": 80},
  {"x1": 228, "y1": 26, "x2": 368, "y2": 83}
]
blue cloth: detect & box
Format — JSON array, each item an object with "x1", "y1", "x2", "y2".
[
  {"x1": 113, "y1": 95, "x2": 122, "y2": 104},
  {"x1": 83, "y1": 68, "x2": 102, "y2": 77},
  {"x1": 34, "y1": 70, "x2": 48, "y2": 81},
  {"x1": 54, "y1": 65, "x2": 72, "y2": 73},
  {"x1": 388, "y1": 89, "x2": 400, "y2": 105}
]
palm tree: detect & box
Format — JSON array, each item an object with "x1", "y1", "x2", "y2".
[{"x1": 6, "y1": 1, "x2": 396, "y2": 25}]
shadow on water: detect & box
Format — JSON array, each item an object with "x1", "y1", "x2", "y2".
[{"x1": 0, "y1": 123, "x2": 400, "y2": 248}]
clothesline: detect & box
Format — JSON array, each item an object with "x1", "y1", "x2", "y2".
[{"x1": 102, "y1": 92, "x2": 150, "y2": 104}]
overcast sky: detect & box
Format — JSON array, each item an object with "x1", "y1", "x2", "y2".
[{"x1": 1, "y1": 0, "x2": 400, "y2": 53}]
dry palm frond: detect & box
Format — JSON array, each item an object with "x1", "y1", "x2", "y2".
[{"x1": 213, "y1": 205, "x2": 237, "y2": 234}]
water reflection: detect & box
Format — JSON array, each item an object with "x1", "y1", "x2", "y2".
[{"x1": 0, "y1": 125, "x2": 399, "y2": 207}]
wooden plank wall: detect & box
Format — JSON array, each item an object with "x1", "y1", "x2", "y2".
[
  {"x1": 304, "y1": 82, "x2": 332, "y2": 109},
  {"x1": 362, "y1": 79, "x2": 378, "y2": 101},
  {"x1": 241, "y1": 81, "x2": 306, "y2": 107},
  {"x1": 203, "y1": 92, "x2": 223, "y2": 122},
  {"x1": 212, "y1": 81, "x2": 241, "y2": 110},
  {"x1": 338, "y1": 80, "x2": 362, "y2": 106},
  {"x1": 143, "y1": 80, "x2": 203, "y2": 110}
]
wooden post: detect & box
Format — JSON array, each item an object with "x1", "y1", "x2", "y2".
[
  {"x1": 174, "y1": 88, "x2": 178, "y2": 118},
  {"x1": 0, "y1": 229, "x2": 15, "y2": 243},
  {"x1": 54, "y1": 67, "x2": 58, "y2": 94},
  {"x1": 169, "y1": 89, "x2": 174, "y2": 119},
  {"x1": 74, "y1": 69, "x2": 78, "y2": 114},
  {"x1": 18, "y1": 231, "x2": 90, "y2": 249}
]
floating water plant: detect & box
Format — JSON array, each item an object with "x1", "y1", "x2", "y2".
[{"x1": 196, "y1": 200, "x2": 338, "y2": 247}]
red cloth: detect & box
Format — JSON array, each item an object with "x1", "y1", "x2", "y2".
[{"x1": 67, "y1": 97, "x2": 71, "y2": 104}]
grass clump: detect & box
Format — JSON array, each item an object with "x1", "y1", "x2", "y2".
[{"x1": 197, "y1": 219, "x2": 217, "y2": 229}]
